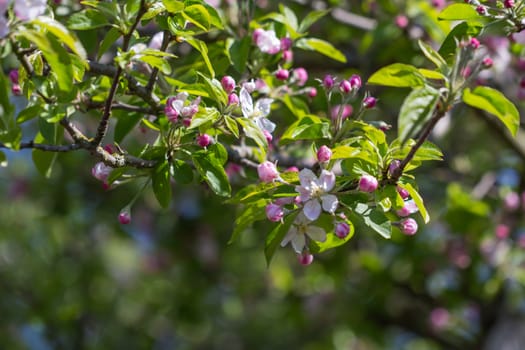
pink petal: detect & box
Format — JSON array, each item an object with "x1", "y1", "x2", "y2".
[
  {"x1": 290, "y1": 233, "x2": 306, "y2": 253},
  {"x1": 299, "y1": 168, "x2": 317, "y2": 188},
  {"x1": 319, "y1": 170, "x2": 335, "y2": 191},
  {"x1": 281, "y1": 226, "x2": 297, "y2": 247}
]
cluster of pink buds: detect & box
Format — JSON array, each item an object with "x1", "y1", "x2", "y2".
[{"x1": 164, "y1": 92, "x2": 201, "y2": 125}]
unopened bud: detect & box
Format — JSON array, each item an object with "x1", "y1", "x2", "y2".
[
  {"x1": 335, "y1": 222, "x2": 350, "y2": 239},
  {"x1": 339, "y1": 80, "x2": 352, "y2": 94},
  {"x1": 221, "y1": 75, "x2": 236, "y2": 93},
  {"x1": 265, "y1": 203, "x2": 284, "y2": 222},
  {"x1": 363, "y1": 96, "x2": 377, "y2": 108},
  {"x1": 400, "y1": 218, "x2": 418, "y2": 235},
  {"x1": 358, "y1": 174, "x2": 378, "y2": 193},
  {"x1": 298, "y1": 252, "x2": 314, "y2": 265},
  {"x1": 118, "y1": 210, "x2": 131, "y2": 225},
  {"x1": 257, "y1": 161, "x2": 279, "y2": 183},
  {"x1": 197, "y1": 134, "x2": 212, "y2": 148},
  {"x1": 316, "y1": 145, "x2": 332, "y2": 163},
  {"x1": 275, "y1": 68, "x2": 289, "y2": 80}
]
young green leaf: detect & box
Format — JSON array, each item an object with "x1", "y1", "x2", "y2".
[
  {"x1": 438, "y1": 21, "x2": 482, "y2": 61},
  {"x1": 170, "y1": 159, "x2": 194, "y2": 184},
  {"x1": 368, "y1": 63, "x2": 425, "y2": 87},
  {"x1": 152, "y1": 160, "x2": 172, "y2": 208},
  {"x1": 295, "y1": 38, "x2": 346, "y2": 63},
  {"x1": 402, "y1": 182, "x2": 430, "y2": 223},
  {"x1": 67, "y1": 9, "x2": 110, "y2": 30},
  {"x1": 182, "y1": 4, "x2": 211, "y2": 31},
  {"x1": 463, "y1": 86, "x2": 520, "y2": 136},
  {"x1": 398, "y1": 86, "x2": 440, "y2": 144},
  {"x1": 192, "y1": 150, "x2": 231, "y2": 197},
  {"x1": 438, "y1": 4, "x2": 480, "y2": 21},
  {"x1": 280, "y1": 115, "x2": 330, "y2": 145},
  {"x1": 350, "y1": 203, "x2": 391, "y2": 239},
  {"x1": 418, "y1": 40, "x2": 447, "y2": 72},
  {"x1": 264, "y1": 211, "x2": 299, "y2": 266},
  {"x1": 228, "y1": 199, "x2": 268, "y2": 244},
  {"x1": 186, "y1": 38, "x2": 215, "y2": 78},
  {"x1": 298, "y1": 9, "x2": 329, "y2": 33}
]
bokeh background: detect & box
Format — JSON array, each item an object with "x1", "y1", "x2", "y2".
[{"x1": 2, "y1": 0, "x2": 525, "y2": 349}]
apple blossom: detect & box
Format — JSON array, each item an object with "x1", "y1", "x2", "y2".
[
  {"x1": 339, "y1": 80, "x2": 352, "y2": 94},
  {"x1": 280, "y1": 37, "x2": 292, "y2": 51},
  {"x1": 308, "y1": 87, "x2": 317, "y2": 98},
  {"x1": 239, "y1": 87, "x2": 276, "y2": 133},
  {"x1": 221, "y1": 76, "x2": 236, "y2": 93},
  {"x1": 228, "y1": 93, "x2": 239, "y2": 105},
  {"x1": 14, "y1": 0, "x2": 47, "y2": 21},
  {"x1": 281, "y1": 212, "x2": 326, "y2": 253},
  {"x1": 293, "y1": 68, "x2": 308, "y2": 86},
  {"x1": 396, "y1": 200, "x2": 419, "y2": 217},
  {"x1": 197, "y1": 134, "x2": 212, "y2": 148},
  {"x1": 275, "y1": 68, "x2": 289, "y2": 80},
  {"x1": 349, "y1": 74, "x2": 361, "y2": 90},
  {"x1": 92, "y1": 162, "x2": 113, "y2": 182},
  {"x1": 295, "y1": 169, "x2": 339, "y2": 221},
  {"x1": 254, "y1": 28, "x2": 281, "y2": 54},
  {"x1": 323, "y1": 75, "x2": 335, "y2": 89},
  {"x1": 504, "y1": 0, "x2": 515, "y2": 8},
  {"x1": 331, "y1": 104, "x2": 353, "y2": 121}
]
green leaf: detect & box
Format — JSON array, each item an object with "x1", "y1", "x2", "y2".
[
  {"x1": 227, "y1": 36, "x2": 250, "y2": 74},
  {"x1": 186, "y1": 38, "x2": 215, "y2": 77},
  {"x1": 438, "y1": 21, "x2": 482, "y2": 60},
  {"x1": 418, "y1": 68, "x2": 446, "y2": 80},
  {"x1": 463, "y1": 86, "x2": 520, "y2": 136},
  {"x1": 224, "y1": 115, "x2": 239, "y2": 138},
  {"x1": 182, "y1": 4, "x2": 211, "y2": 31},
  {"x1": 265, "y1": 211, "x2": 299, "y2": 266},
  {"x1": 195, "y1": 72, "x2": 227, "y2": 105},
  {"x1": 162, "y1": 0, "x2": 184, "y2": 13},
  {"x1": 295, "y1": 38, "x2": 346, "y2": 63},
  {"x1": 402, "y1": 182, "x2": 430, "y2": 223},
  {"x1": 280, "y1": 115, "x2": 330, "y2": 145},
  {"x1": 170, "y1": 159, "x2": 194, "y2": 184},
  {"x1": 390, "y1": 139, "x2": 443, "y2": 163},
  {"x1": 418, "y1": 40, "x2": 447, "y2": 72},
  {"x1": 279, "y1": 4, "x2": 298, "y2": 32},
  {"x1": 438, "y1": 4, "x2": 480, "y2": 21},
  {"x1": 398, "y1": 86, "x2": 440, "y2": 144},
  {"x1": 298, "y1": 9, "x2": 329, "y2": 33},
  {"x1": 138, "y1": 55, "x2": 172, "y2": 75},
  {"x1": 229, "y1": 199, "x2": 267, "y2": 244},
  {"x1": 114, "y1": 112, "x2": 142, "y2": 143},
  {"x1": 368, "y1": 63, "x2": 425, "y2": 87},
  {"x1": 33, "y1": 17, "x2": 87, "y2": 60},
  {"x1": 351, "y1": 203, "x2": 391, "y2": 239},
  {"x1": 98, "y1": 27, "x2": 121, "y2": 60},
  {"x1": 0, "y1": 69, "x2": 14, "y2": 127},
  {"x1": 192, "y1": 150, "x2": 231, "y2": 197},
  {"x1": 209, "y1": 143, "x2": 228, "y2": 165},
  {"x1": 331, "y1": 145, "x2": 360, "y2": 159},
  {"x1": 236, "y1": 118, "x2": 267, "y2": 161},
  {"x1": 32, "y1": 133, "x2": 57, "y2": 178},
  {"x1": 310, "y1": 217, "x2": 355, "y2": 253},
  {"x1": 67, "y1": 9, "x2": 110, "y2": 30},
  {"x1": 20, "y1": 30, "x2": 75, "y2": 95},
  {"x1": 152, "y1": 160, "x2": 172, "y2": 208},
  {"x1": 143, "y1": 1, "x2": 168, "y2": 20},
  {"x1": 189, "y1": 107, "x2": 221, "y2": 130}
]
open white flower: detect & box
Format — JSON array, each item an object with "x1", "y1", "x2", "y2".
[
  {"x1": 281, "y1": 212, "x2": 326, "y2": 253},
  {"x1": 239, "y1": 87, "x2": 276, "y2": 133},
  {"x1": 14, "y1": 0, "x2": 47, "y2": 21},
  {"x1": 295, "y1": 169, "x2": 338, "y2": 221}
]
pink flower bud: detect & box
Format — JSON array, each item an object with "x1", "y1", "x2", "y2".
[
  {"x1": 119, "y1": 210, "x2": 131, "y2": 225},
  {"x1": 495, "y1": 224, "x2": 510, "y2": 239},
  {"x1": 400, "y1": 218, "x2": 418, "y2": 235},
  {"x1": 11, "y1": 85, "x2": 21, "y2": 96},
  {"x1": 395, "y1": 15, "x2": 409, "y2": 29},
  {"x1": 257, "y1": 161, "x2": 279, "y2": 183},
  {"x1": 431, "y1": 0, "x2": 445, "y2": 9},
  {"x1": 266, "y1": 203, "x2": 284, "y2": 222},
  {"x1": 263, "y1": 129, "x2": 273, "y2": 143},
  {"x1": 363, "y1": 96, "x2": 377, "y2": 108},
  {"x1": 388, "y1": 159, "x2": 401, "y2": 177},
  {"x1": 470, "y1": 37, "x2": 480, "y2": 49},
  {"x1": 92, "y1": 162, "x2": 112, "y2": 182},
  {"x1": 331, "y1": 104, "x2": 353, "y2": 121},
  {"x1": 335, "y1": 222, "x2": 350, "y2": 239},
  {"x1": 316, "y1": 145, "x2": 332, "y2": 163},
  {"x1": 286, "y1": 166, "x2": 299, "y2": 172},
  {"x1": 183, "y1": 118, "x2": 192, "y2": 127},
  {"x1": 430, "y1": 308, "x2": 449, "y2": 330},
  {"x1": 482, "y1": 57, "x2": 493, "y2": 68},
  {"x1": 275, "y1": 68, "x2": 289, "y2": 80},
  {"x1": 298, "y1": 252, "x2": 314, "y2": 265},
  {"x1": 476, "y1": 5, "x2": 487, "y2": 15},
  {"x1": 197, "y1": 134, "x2": 212, "y2": 147},
  {"x1": 504, "y1": 0, "x2": 514, "y2": 8},
  {"x1": 228, "y1": 93, "x2": 239, "y2": 105},
  {"x1": 8, "y1": 70, "x2": 19, "y2": 84},
  {"x1": 274, "y1": 197, "x2": 294, "y2": 206},
  {"x1": 349, "y1": 74, "x2": 361, "y2": 90},
  {"x1": 461, "y1": 66, "x2": 472, "y2": 78},
  {"x1": 282, "y1": 49, "x2": 293, "y2": 63},
  {"x1": 293, "y1": 67, "x2": 308, "y2": 86},
  {"x1": 280, "y1": 37, "x2": 292, "y2": 51},
  {"x1": 358, "y1": 174, "x2": 378, "y2": 193},
  {"x1": 308, "y1": 87, "x2": 317, "y2": 98},
  {"x1": 323, "y1": 75, "x2": 335, "y2": 89},
  {"x1": 504, "y1": 192, "x2": 520, "y2": 211},
  {"x1": 252, "y1": 28, "x2": 264, "y2": 43},
  {"x1": 221, "y1": 76, "x2": 236, "y2": 93},
  {"x1": 339, "y1": 80, "x2": 352, "y2": 94},
  {"x1": 397, "y1": 186, "x2": 410, "y2": 199}
]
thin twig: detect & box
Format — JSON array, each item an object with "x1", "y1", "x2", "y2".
[{"x1": 145, "y1": 30, "x2": 171, "y2": 93}]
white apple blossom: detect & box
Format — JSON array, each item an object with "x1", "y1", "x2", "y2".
[
  {"x1": 295, "y1": 169, "x2": 338, "y2": 221},
  {"x1": 255, "y1": 29, "x2": 281, "y2": 54},
  {"x1": 14, "y1": 0, "x2": 46, "y2": 21},
  {"x1": 281, "y1": 212, "x2": 326, "y2": 253},
  {"x1": 0, "y1": 16, "x2": 8, "y2": 38},
  {"x1": 239, "y1": 87, "x2": 276, "y2": 133}
]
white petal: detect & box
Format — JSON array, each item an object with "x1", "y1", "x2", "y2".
[
  {"x1": 321, "y1": 194, "x2": 339, "y2": 214},
  {"x1": 290, "y1": 234, "x2": 306, "y2": 253},
  {"x1": 306, "y1": 226, "x2": 326, "y2": 242},
  {"x1": 295, "y1": 185, "x2": 311, "y2": 202},
  {"x1": 255, "y1": 98, "x2": 274, "y2": 117},
  {"x1": 303, "y1": 200, "x2": 321, "y2": 221},
  {"x1": 319, "y1": 170, "x2": 336, "y2": 191},
  {"x1": 256, "y1": 117, "x2": 276, "y2": 133},
  {"x1": 281, "y1": 226, "x2": 297, "y2": 247},
  {"x1": 299, "y1": 168, "x2": 317, "y2": 188},
  {"x1": 239, "y1": 87, "x2": 253, "y2": 118}
]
